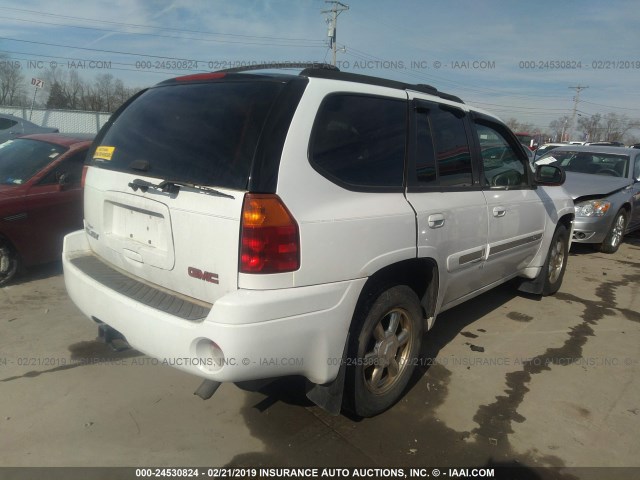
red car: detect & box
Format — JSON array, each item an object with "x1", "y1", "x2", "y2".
[{"x1": 0, "y1": 133, "x2": 94, "y2": 286}]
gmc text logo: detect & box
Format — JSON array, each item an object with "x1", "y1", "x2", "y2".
[{"x1": 188, "y1": 267, "x2": 219, "y2": 284}]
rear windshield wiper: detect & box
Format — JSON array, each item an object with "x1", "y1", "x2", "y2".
[{"x1": 128, "y1": 178, "x2": 235, "y2": 199}]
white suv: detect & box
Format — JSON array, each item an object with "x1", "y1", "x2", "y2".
[{"x1": 63, "y1": 65, "x2": 574, "y2": 417}]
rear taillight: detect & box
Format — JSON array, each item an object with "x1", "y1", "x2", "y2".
[
  {"x1": 239, "y1": 194, "x2": 300, "y2": 274},
  {"x1": 81, "y1": 165, "x2": 89, "y2": 188}
]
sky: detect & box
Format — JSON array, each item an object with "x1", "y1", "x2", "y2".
[{"x1": 1, "y1": 0, "x2": 639, "y2": 138}]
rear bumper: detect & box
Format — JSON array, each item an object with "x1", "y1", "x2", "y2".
[{"x1": 63, "y1": 230, "x2": 365, "y2": 384}]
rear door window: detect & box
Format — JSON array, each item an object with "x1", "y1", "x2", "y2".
[
  {"x1": 90, "y1": 81, "x2": 286, "y2": 191},
  {"x1": 410, "y1": 102, "x2": 474, "y2": 188}
]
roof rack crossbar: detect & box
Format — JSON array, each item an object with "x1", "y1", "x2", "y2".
[{"x1": 216, "y1": 62, "x2": 339, "y2": 74}]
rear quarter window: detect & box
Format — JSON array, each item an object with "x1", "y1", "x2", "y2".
[
  {"x1": 90, "y1": 81, "x2": 285, "y2": 190},
  {"x1": 309, "y1": 94, "x2": 407, "y2": 190},
  {"x1": 0, "y1": 118, "x2": 19, "y2": 130}
]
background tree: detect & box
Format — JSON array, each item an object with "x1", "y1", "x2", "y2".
[
  {"x1": 600, "y1": 113, "x2": 640, "y2": 142},
  {"x1": 45, "y1": 81, "x2": 69, "y2": 109},
  {"x1": 548, "y1": 115, "x2": 572, "y2": 142},
  {"x1": 43, "y1": 68, "x2": 139, "y2": 112},
  {"x1": 0, "y1": 54, "x2": 27, "y2": 106},
  {"x1": 577, "y1": 113, "x2": 601, "y2": 142},
  {"x1": 505, "y1": 118, "x2": 535, "y2": 133}
]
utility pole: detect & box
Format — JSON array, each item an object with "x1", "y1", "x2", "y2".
[
  {"x1": 322, "y1": 1, "x2": 349, "y2": 66},
  {"x1": 568, "y1": 85, "x2": 588, "y2": 141}
]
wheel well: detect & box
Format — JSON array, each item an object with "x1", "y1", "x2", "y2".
[
  {"x1": 0, "y1": 233, "x2": 20, "y2": 257},
  {"x1": 356, "y1": 258, "x2": 438, "y2": 324},
  {"x1": 558, "y1": 212, "x2": 574, "y2": 231},
  {"x1": 0, "y1": 233, "x2": 17, "y2": 252}
]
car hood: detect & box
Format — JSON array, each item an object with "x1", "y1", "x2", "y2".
[{"x1": 562, "y1": 172, "x2": 632, "y2": 200}]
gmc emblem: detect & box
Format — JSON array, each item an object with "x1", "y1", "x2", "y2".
[{"x1": 188, "y1": 267, "x2": 219, "y2": 284}]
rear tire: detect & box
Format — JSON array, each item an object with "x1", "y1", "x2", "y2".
[
  {"x1": 541, "y1": 224, "x2": 569, "y2": 296},
  {"x1": 599, "y1": 210, "x2": 627, "y2": 254},
  {"x1": 0, "y1": 237, "x2": 19, "y2": 287},
  {"x1": 345, "y1": 285, "x2": 423, "y2": 417}
]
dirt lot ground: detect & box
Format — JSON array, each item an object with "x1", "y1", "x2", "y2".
[{"x1": 1, "y1": 233, "x2": 639, "y2": 479}]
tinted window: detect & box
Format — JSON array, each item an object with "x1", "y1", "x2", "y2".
[
  {"x1": 414, "y1": 105, "x2": 472, "y2": 187},
  {"x1": 90, "y1": 81, "x2": 285, "y2": 190},
  {"x1": 476, "y1": 123, "x2": 527, "y2": 187},
  {"x1": 537, "y1": 150, "x2": 629, "y2": 177},
  {"x1": 0, "y1": 118, "x2": 19, "y2": 130},
  {"x1": 416, "y1": 113, "x2": 436, "y2": 183},
  {"x1": 310, "y1": 94, "x2": 406, "y2": 188},
  {"x1": 0, "y1": 139, "x2": 67, "y2": 185},
  {"x1": 634, "y1": 156, "x2": 640, "y2": 179},
  {"x1": 38, "y1": 149, "x2": 87, "y2": 186}
]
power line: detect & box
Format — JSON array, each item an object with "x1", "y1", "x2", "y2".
[
  {"x1": 0, "y1": 36, "x2": 322, "y2": 68},
  {"x1": 341, "y1": 46, "x2": 571, "y2": 101},
  {"x1": 0, "y1": 6, "x2": 325, "y2": 44},
  {"x1": 0, "y1": 49, "x2": 194, "y2": 78},
  {"x1": 581, "y1": 99, "x2": 640, "y2": 112},
  {"x1": 0, "y1": 36, "x2": 205, "y2": 62},
  {"x1": 1, "y1": 15, "x2": 324, "y2": 48}
]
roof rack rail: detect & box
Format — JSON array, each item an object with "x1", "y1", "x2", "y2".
[
  {"x1": 300, "y1": 68, "x2": 464, "y2": 104},
  {"x1": 216, "y1": 62, "x2": 339, "y2": 74}
]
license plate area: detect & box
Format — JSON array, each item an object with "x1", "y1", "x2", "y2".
[
  {"x1": 102, "y1": 194, "x2": 175, "y2": 270},
  {"x1": 111, "y1": 203, "x2": 166, "y2": 249}
]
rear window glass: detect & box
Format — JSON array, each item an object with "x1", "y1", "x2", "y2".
[{"x1": 90, "y1": 81, "x2": 285, "y2": 190}]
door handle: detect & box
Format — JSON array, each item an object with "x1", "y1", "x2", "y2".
[
  {"x1": 428, "y1": 213, "x2": 445, "y2": 228},
  {"x1": 493, "y1": 207, "x2": 506, "y2": 218}
]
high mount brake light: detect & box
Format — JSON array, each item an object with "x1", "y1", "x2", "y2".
[
  {"x1": 175, "y1": 73, "x2": 227, "y2": 82},
  {"x1": 239, "y1": 194, "x2": 300, "y2": 274}
]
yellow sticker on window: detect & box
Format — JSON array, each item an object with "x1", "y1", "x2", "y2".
[{"x1": 94, "y1": 146, "x2": 115, "y2": 161}]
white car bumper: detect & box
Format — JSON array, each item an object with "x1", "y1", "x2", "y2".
[{"x1": 63, "y1": 230, "x2": 365, "y2": 385}]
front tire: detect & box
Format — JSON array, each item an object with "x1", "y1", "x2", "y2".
[
  {"x1": 541, "y1": 224, "x2": 569, "y2": 296},
  {"x1": 0, "y1": 237, "x2": 19, "y2": 287},
  {"x1": 599, "y1": 210, "x2": 627, "y2": 254},
  {"x1": 345, "y1": 285, "x2": 424, "y2": 417}
]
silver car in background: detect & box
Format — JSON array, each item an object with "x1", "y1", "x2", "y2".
[
  {"x1": 536, "y1": 145, "x2": 640, "y2": 253},
  {"x1": 0, "y1": 113, "x2": 59, "y2": 144}
]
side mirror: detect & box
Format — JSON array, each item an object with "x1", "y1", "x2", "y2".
[
  {"x1": 57, "y1": 173, "x2": 71, "y2": 190},
  {"x1": 535, "y1": 164, "x2": 565, "y2": 186}
]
